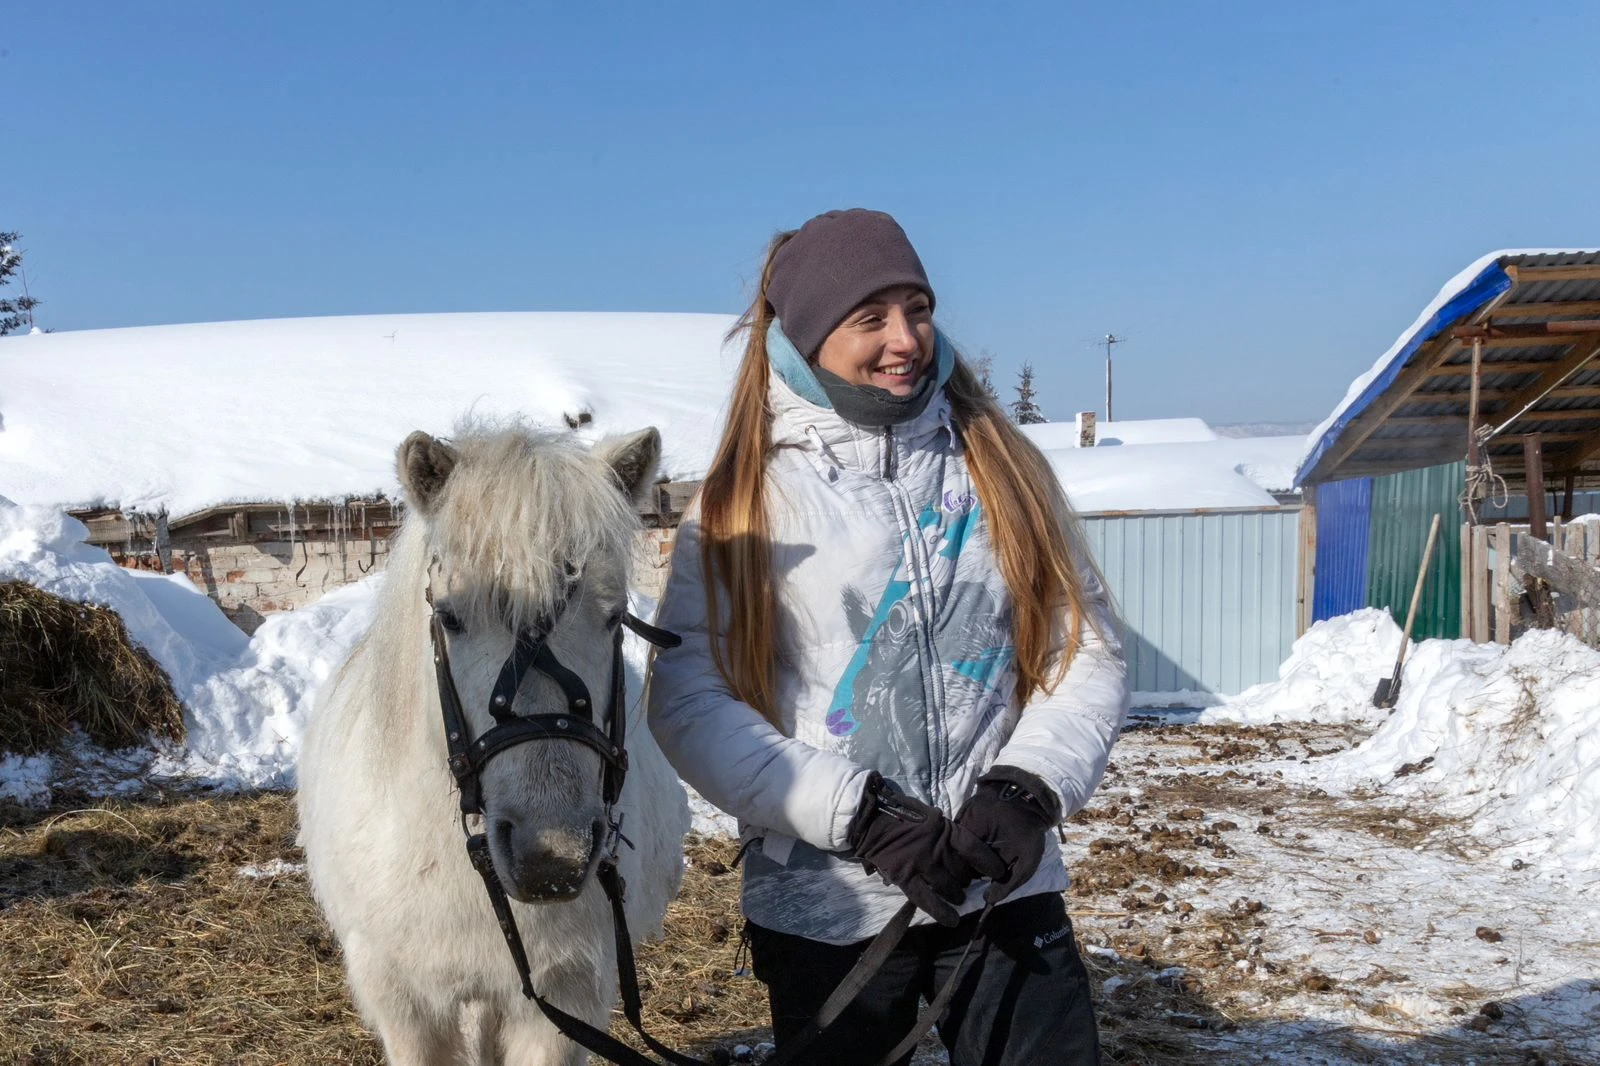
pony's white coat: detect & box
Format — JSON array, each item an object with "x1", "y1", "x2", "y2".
[{"x1": 299, "y1": 424, "x2": 688, "y2": 1066}]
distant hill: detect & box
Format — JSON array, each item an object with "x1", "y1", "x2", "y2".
[{"x1": 1212, "y1": 421, "x2": 1316, "y2": 439}]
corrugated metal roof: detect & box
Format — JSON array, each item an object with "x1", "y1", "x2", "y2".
[{"x1": 1299, "y1": 250, "x2": 1600, "y2": 486}]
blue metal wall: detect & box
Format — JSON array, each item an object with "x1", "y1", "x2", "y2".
[
  {"x1": 1312, "y1": 477, "x2": 1373, "y2": 622},
  {"x1": 1078, "y1": 508, "x2": 1301, "y2": 695}
]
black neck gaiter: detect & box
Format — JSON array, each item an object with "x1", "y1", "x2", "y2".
[{"x1": 812, "y1": 366, "x2": 939, "y2": 428}]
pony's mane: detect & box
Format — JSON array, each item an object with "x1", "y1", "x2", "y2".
[{"x1": 417, "y1": 419, "x2": 640, "y2": 631}]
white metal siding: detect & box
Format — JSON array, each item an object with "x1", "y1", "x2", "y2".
[{"x1": 1079, "y1": 509, "x2": 1300, "y2": 696}]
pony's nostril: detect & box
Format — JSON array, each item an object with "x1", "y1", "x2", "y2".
[
  {"x1": 492, "y1": 817, "x2": 516, "y2": 859},
  {"x1": 491, "y1": 818, "x2": 596, "y2": 902}
]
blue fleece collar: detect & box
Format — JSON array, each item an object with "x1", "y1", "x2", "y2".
[{"x1": 767, "y1": 319, "x2": 956, "y2": 411}]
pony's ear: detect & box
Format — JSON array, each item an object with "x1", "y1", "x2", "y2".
[
  {"x1": 593, "y1": 427, "x2": 662, "y2": 506},
  {"x1": 397, "y1": 431, "x2": 459, "y2": 513}
]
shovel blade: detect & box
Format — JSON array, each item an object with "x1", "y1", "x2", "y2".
[{"x1": 1373, "y1": 673, "x2": 1401, "y2": 709}]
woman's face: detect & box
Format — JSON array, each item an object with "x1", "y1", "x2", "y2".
[{"x1": 814, "y1": 285, "x2": 935, "y2": 397}]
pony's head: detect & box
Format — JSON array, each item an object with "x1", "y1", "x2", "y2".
[{"x1": 397, "y1": 421, "x2": 661, "y2": 903}]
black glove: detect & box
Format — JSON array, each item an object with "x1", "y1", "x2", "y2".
[
  {"x1": 847, "y1": 773, "x2": 1008, "y2": 926},
  {"x1": 955, "y1": 767, "x2": 1062, "y2": 905}
]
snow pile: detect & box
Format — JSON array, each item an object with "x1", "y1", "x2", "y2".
[
  {"x1": 0, "y1": 495, "x2": 379, "y2": 798},
  {"x1": 1197, "y1": 604, "x2": 1600, "y2": 873},
  {"x1": 163, "y1": 575, "x2": 384, "y2": 786},
  {"x1": 1198, "y1": 608, "x2": 1402, "y2": 725},
  {"x1": 0, "y1": 497, "x2": 679, "y2": 808},
  {"x1": 1309, "y1": 629, "x2": 1600, "y2": 873}
]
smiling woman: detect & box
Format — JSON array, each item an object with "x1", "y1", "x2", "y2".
[{"x1": 648, "y1": 208, "x2": 1131, "y2": 1065}]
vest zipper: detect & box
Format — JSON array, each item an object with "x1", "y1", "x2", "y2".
[{"x1": 881, "y1": 426, "x2": 896, "y2": 480}]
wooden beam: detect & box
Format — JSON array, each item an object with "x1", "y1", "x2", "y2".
[
  {"x1": 1437, "y1": 385, "x2": 1600, "y2": 401},
  {"x1": 1372, "y1": 431, "x2": 1592, "y2": 447},
  {"x1": 1484, "y1": 337, "x2": 1600, "y2": 432},
  {"x1": 1456, "y1": 334, "x2": 1598, "y2": 349},
  {"x1": 1490, "y1": 300, "x2": 1600, "y2": 319},
  {"x1": 1453, "y1": 321, "x2": 1600, "y2": 339},
  {"x1": 1558, "y1": 426, "x2": 1600, "y2": 471},
  {"x1": 1515, "y1": 535, "x2": 1600, "y2": 605},
  {"x1": 1393, "y1": 409, "x2": 1600, "y2": 426},
  {"x1": 1505, "y1": 264, "x2": 1600, "y2": 284},
  {"x1": 1428, "y1": 360, "x2": 1558, "y2": 377}
]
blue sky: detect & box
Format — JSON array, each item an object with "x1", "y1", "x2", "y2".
[{"x1": 5, "y1": 2, "x2": 1599, "y2": 425}]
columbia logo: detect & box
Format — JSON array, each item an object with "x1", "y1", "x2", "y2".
[{"x1": 1033, "y1": 926, "x2": 1070, "y2": 949}]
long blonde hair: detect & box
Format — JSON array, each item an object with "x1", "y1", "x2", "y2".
[{"x1": 697, "y1": 230, "x2": 1101, "y2": 728}]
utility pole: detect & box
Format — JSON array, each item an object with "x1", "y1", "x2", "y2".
[{"x1": 1102, "y1": 334, "x2": 1122, "y2": 422}]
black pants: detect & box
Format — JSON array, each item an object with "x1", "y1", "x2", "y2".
[{"x1": 746, "y1": 893, "x2": 1100, "y2": 1066}]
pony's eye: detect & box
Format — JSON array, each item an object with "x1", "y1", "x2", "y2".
[{"x1": 436, "y1": 607, "x2": 465, "y2": 634}]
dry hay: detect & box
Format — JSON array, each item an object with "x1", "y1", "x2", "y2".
[
  {"x1": 2, "y1": 789, "x2": 1213, "y2": 1065},
  {"x1": 0, "y1": 581, "x2": 185, "y2": 755},
  {"x1": 0, "y1": 791, "x2": 381, "y2": 1066},
  {"x1": 0, "y1": 792, "x2": 775, "y2": 1066},
  {"x1": 631, "y1": 832, "x2": 773, "y2": 1054}
]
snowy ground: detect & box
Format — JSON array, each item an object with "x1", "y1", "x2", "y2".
[
  {"x1": 1068, "y1": 719, "x2": 1599, "y2": 1065},
  {"x1": 4, "y1": 495, "x2": 1598, "y2": 1063}
]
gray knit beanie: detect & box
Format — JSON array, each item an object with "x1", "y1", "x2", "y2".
[{"x1": 767, "y1": 209, "x2": 935, "y2": 359}]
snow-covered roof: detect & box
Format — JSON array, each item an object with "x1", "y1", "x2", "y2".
[
  {"x1": 1, "y1": 312, "x2": 1304, "y2": 518},
  {"x1": 1020, "y1": 423, "x2": 1304, "y2": 513},
  {"x1": 1297, "y1": 248, "x2": 1600, "y2": 486},
  {"x1": 0, "y1": 313, "x2": 742, "y2": 516},
  {"x1": 1021, "y1": 417, "x2": 1219, "y2": 450}
]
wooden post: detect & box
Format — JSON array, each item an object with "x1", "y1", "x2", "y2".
[
  {"x1": 1524, "y1": 433, "x2": 1557, "y2": 628},
  {"x1": 1465, "y1": 336, "x2": 1485, "y2": 524},
  {"x1": 1525, "y1": 434, "x2": 1548, "y2": 539},
  {"x1": 1471, "y1": 523, "x2": 1491, "y2": 642},
  {"x1": 1460, "y1": 521, "x2": 1473, "y2": 637},
  {"x1": 1494, "y1": 523, "x2": 1512, "y2": 644},
  {"x1": 1561, "y1": 473, "x2": 1576, "y2": 521},
  {"x1": 1297, "y1": 484, "x2": 1317, "y2": 637}
]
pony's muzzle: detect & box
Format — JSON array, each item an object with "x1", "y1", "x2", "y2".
[{"x1": 491, "y1": 817, "x2": 604, "y2": 903}]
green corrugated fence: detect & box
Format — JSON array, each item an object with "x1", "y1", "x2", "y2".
[{"x1": 1365, "y1": 461, "x2": 1463, "y2": 640}]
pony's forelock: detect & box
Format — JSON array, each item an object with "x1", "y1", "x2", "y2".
[{"x1": 415, "y1": 419, "x2": 639, "y2": 630}]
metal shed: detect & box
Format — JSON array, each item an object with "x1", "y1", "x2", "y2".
[{"x1": 1299, "y1": 249, "x2": 1600, "y2": 642}]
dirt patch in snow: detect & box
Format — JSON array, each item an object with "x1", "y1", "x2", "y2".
[{"x1": 3, "y1": 721, "x2": 1595, "y2": 1065}]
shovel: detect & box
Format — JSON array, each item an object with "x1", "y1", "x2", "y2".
[{"x1": 1374, "y1": 512, "x2": 1443, "y2": 709}]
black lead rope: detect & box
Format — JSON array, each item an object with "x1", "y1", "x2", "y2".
[{"x1": 431, "y1": 591, "x2": 988, "y2": 1066}]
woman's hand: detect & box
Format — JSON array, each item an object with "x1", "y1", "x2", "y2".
[
  {"x1": 955, "y1": 767, "x2": 1062, "y2": 904},
  {"x1": 847, "y1": 774, "x2": 1007, "y2": 926}
]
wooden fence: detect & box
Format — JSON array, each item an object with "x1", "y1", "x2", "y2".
[{"x1": 1461, "y1": 518, "x2": 1600, "y2": 646}]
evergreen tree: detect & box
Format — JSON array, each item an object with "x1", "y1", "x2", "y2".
[
  {"x1": 0, "y1": 233, "x2": 41, "y2": 336},
  {"x1": 1010, "y1": 362, "x2": 1046, "y2": 424}
]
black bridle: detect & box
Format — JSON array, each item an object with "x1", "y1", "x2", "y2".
[
  {"x1": 426, "y1": 570, "x2": 985, "y2": 1066},
  {"x1": 426, "y1": 569, "x2": 708, "y2": 1066}
]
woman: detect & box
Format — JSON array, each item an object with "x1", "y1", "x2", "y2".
[{"x1": 649, "y1": 209, "x2": 1128, "y2": 1066}]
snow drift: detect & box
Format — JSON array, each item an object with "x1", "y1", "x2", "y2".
[{"x1": 1201, "y1": 606, "x2": 1600, "y2": 874}]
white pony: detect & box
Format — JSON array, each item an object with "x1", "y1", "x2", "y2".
[{"x1": 299, "y1": 422, "x2": 689, "y2": 1066}]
